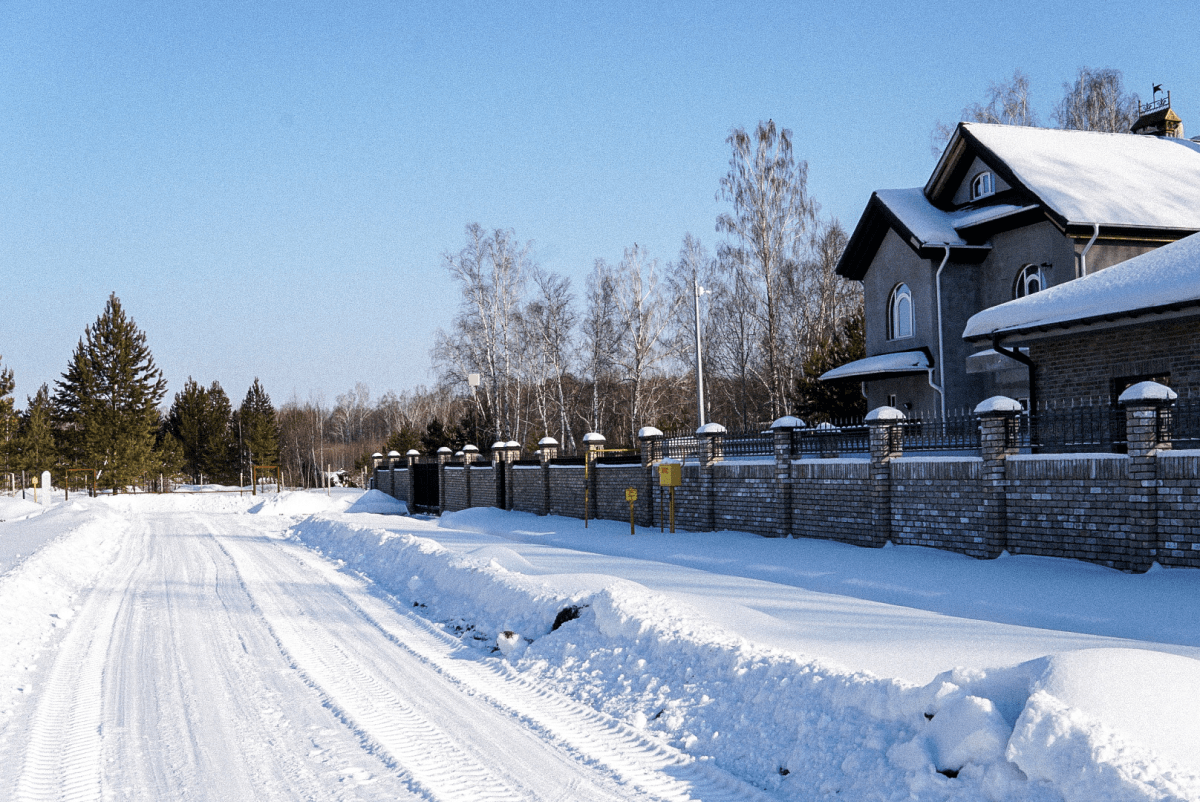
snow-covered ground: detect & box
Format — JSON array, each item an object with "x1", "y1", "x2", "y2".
[{"x1": 2, "y1": 490, "x2": 1198, "y2": 801}]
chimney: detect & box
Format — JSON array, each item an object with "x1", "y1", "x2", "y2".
[{"x1": 1131, "y1": 90, "x2": 1184, "y2": 139}]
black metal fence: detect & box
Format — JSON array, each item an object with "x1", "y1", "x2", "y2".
[{"x1": 1172, "y1": 397, "x2": 1200, "y2": 450}]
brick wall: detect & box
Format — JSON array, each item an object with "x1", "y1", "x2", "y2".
[
  {"x1": 1032, "y1": 318, "x2": 1200, "y2": 403},
  {"x1": 511, "y1": 466, "x2": 545, "y2": 515},
  {"x1": 442, "y1": 467, "x2": 467, "y2": 512},
  {"x1": 594, "y1": 464, "x2": 654, "y2": 526},
  {"x1": 792, "y1": 459, "x2": 873, "y2": 547},
  {"x1": 549, "y1": 465, "x2": 587, "y2": 519},
  {"x1": 471, "y1": 466, "x2": 497, "y2": 508},
  {"x1": 370, "y1": 413, "x2": 1200, "y2": 574},
  {"x1": 891, "y1": 458, "x2": 990, "y2": 557},
  {"x1": 1155, "y1": 451, "x2": 1200, "y2": 568},
  {"x1": 1005, "y1": 455, "x2": 1135, "y2": 568},
  {"x1": 713, "y1": 461, "x2": 778, "y2": 536},
  {"x1": 389, "y1": 468, "x2": 409, "y2": 502}
]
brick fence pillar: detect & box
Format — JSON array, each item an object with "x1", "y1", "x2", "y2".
[
  {"x1": 436, "y1": 446, "x2": 451, "y2": 513},
  {"x1": 697, "y1": 423, "x2": 726, "y2": 531},
  {"x1": 638, "y1": 427, "x2": 665, "y2": 526},
  {"x1": 1120, "y1": 381, "x2": 1177, "y2": 572},
  {"x1": 866, "y1": 406, "x2": 904, "y2": 547},
  {"x1": 584, "y1": 432, "x2": 606, "y2": 521},
  {"x1": 975, "y1": 396, "x2": 1022, "y2": 558},
  {"x1": 771, "y1": 416, "x2": 805, "y2": 539},
  {"x1": 370, "y1": 452, "x2": 383, "y2": 491},
  {"x1": 407, "y1": 449, "x2": 420, "y2": 504},
  {"x1": 538, "y1": 437, "x2": 558, "y2": 516}
]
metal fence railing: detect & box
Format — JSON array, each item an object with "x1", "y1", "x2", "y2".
[
  {"x1": 1028, "y1": 404, "x2": 1125, "y2": 453},
  {"x1": 1171, "y1": 396, "x2": 1200, "y2": 450}
]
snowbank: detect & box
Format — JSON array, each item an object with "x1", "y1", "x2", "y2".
[
  {"x1": 248, "y1": 490, "x2": 352, "y2": 517},
  {"x1": 293, "y1": 514, "x2": 1200, "y2": 801},
  {"x1": 344, "y1": 490, "x2": 409, "y2": 515}
]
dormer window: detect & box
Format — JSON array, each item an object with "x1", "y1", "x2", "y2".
[
  {"x1": 1014, "y1": 264, "x2": 1044, "y2": 298},
  {"x1": 970, "y1": 171, "x2": 995, "y2": 200},
  {"x1": 888, "y1": 283, "x2": 914, "y2": 339}
]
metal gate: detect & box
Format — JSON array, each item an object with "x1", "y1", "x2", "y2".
[{"x1": 412, "y1": 463, "x2": 439, "y2": 513}]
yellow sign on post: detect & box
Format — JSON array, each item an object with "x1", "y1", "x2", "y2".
[
  {"x1": 657, "y1": 462, "x2": 681, "y2": 487},
  {"x1": 625, "y1": 487, "x2": 638, "y2": 535}
]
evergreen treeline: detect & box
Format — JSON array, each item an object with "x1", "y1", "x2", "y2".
[{"x1": 0, "y1": 295, "x2": 280, "y2": 493}]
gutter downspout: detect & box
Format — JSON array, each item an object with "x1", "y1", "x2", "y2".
[
  {"x1": 993, "y1": 333, "x2": 1037, "y2": 448},
  {"x1": 931, "y1": 244, "x2": 950, "y2": 419},
  {"x1": 1079, "y1": 223, "x2": 1099, "y2": 277}
]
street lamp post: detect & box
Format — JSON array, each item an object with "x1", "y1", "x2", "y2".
[{"x1": 694, "y1": 280, "x2": 709, "y2": 426}]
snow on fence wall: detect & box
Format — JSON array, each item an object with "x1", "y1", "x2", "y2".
[{"x1": 374, "y1": 400, "x2": 1200, "y2": 572}]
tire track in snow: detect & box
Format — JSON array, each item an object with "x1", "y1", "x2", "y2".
[
  {"x1": 214, "y1": 516, "x2": 775, "y2": 802},
  {"x1": 12, "y1": 521, "x2": 147, "y2": 802}
]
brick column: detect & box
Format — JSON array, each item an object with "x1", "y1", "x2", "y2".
[
  {"x1": 386, "y1": 450, "x2": 402, "y2": 498},
  {"x1": 697, "y1": 423, "x2": 726, "y2": 531},
  {"x1": 866, "y1": 406, "x2": 904, "y2": 547},
  {"x1": 975, "y1": 396, "x2": 1022, "y2": 558},
  {"x1": 407, "y1": 449, "x2": 420, "y2": 504},
  {"x1": 1120, "y1": 381, "x2": 1177, "y2": 571},
  {"x1": 638, "y1": 426, "x2": 664, "y2": 467},
  {"x1": 584, "y1": 432, "x2": 605, "y2": 521},
  {"x1": 637, "y1": 427, "x2": 664, "y2": 526},
  {"x1": 538, "y1": 437, "x2": 558, "y2": 516},
  {"x1": 771, "y1": 416, "x2": 804, "y2": 539},
  {"x1": 436, "y1": 446, "x2": 451, "y2": 513}
]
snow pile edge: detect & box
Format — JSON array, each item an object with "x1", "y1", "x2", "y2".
[{"x1": 294, "y1": 516, "x2": 1200, "y2": 802}]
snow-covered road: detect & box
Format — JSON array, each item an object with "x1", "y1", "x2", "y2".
[{"x1": 0, "y1": 500, "x2": 766, "y2": 801}]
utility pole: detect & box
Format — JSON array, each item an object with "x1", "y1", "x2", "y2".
[{"x1": 694, "y1": 280, "x2": 709, "y2": 426}]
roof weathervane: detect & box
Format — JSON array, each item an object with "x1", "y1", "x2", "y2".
[{"x1": 1153, "y1": 83, "x2": 1163, "y2": 97}]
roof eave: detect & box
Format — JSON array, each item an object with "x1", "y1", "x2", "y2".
[{"x1": 966, "y1": 298, "x2": 1200, "y2": 344}]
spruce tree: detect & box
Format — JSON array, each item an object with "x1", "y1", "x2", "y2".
[
  {"x1": 0, "y1": 356, "x2": 15, "y2": 477},
  {"x1": 16, "y1": 384, "x2": 59, "y2": 474},
  {"x1": 53, "y1": 295, "x2": 167, "y2": 492},
  {"x1": 166, "y1": 378, "x2": 236, "y2": 484},
  {"x1": 238, "y1": 378, "x2": 280, "y2": 473}
]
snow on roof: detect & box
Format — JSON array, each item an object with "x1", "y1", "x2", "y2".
[
  {"x1": 874, "y1": 189, "x2": 1033, "y2": 247},
  {"x1": 821, "y1": 350, "x2": 931, "y2": 381},
  {"x1": 965, "y1": 123, "x2": 1200, "y2": 229},
  {"x1": 963, "y1": 232, "x2": 1200, "y2": 340}
]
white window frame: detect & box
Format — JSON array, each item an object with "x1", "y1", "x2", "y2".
[
  {"x1": 970, "y1": 171, "x2": 995, "y2": 200},
  {"x1": 888, "y1": 283, "x2": 914, "y2": 340},
  {"x1": 1014, "y1": 263, "x2": 1044, "y2": 298}
]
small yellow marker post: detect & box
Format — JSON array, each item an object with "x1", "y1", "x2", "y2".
[
  {"x1": 625, "y1": 487, "x2": 638, "y2": 535},
  {"x1": 657, "y1": 462, "x2": 681, "y2": 533}
]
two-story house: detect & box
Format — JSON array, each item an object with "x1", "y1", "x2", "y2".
[{"x1": 825, "y1": 105, "x2": 1200, "y2": 416}]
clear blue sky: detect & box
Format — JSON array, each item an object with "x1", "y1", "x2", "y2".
[{"x1": 3, "y1": 0, "x2": 1197, "y2": 409}]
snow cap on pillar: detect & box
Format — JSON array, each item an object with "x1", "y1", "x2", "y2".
[
  {"x1": 437, "y1": 446, "x2": 452, "y2": 454},
  {"x1": 387, "y1": 450, "x2": 401, "y2": 458},
  {"x1": 696, "y1": 422, "x2": 727, "y2": 435},
  {"x1": 974, "y1": 396, "x2": 1024, "y2": 415},
  {"x1": 770, "y1": 415, "x2": 805, "y2": 429},
  {"x1": 637, "y1": 426, "x2": 664, "y2": 438},
  {"x1": 538, "y1": 436, "x2": 559, "y2": 446},
  {"x1": 463, "y1": 444, "x2": 479, "y2": 453},
  {"x1": 505, "y1": 440, "x2": 520, "y2": 449},
  {"x1": 1119, "y1": 381, "x2": 1178, "y2": 404},
  {"x1": 492, "y1": 441, "x2": 507, "y2": 450},
  {"x1": 864, "y1": 406, "x2": 906, "y2": 421},
  {"x1": 406, "y1": 449, "x2": 420, "y2": 456},
  {"x1": 583, "y1": 432, "x2": 606, "y2": 444},
  {"x1": 371, "y1": 452, "x2": 383, "y2": 459}
]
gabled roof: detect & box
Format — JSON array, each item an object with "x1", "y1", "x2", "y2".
[
  {"x1": 930, "y1": 123, "x2": 1200, "y2": 230},
  {"x1": 963, "y1": 231, "x2": 1200, "y2": 342},
  {"x1": 838, "y1": 123, "x2": 1200, "y2": 282},
  {"x1": 836, "y1": 189, "x2": 1011, "y2": 280}
]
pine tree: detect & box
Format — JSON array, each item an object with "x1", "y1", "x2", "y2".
[
  {"x1": 166, "y1": 378, "x2": 236, "y2": 485},
  {"x1": 53, "y1": 295, "x2": 168, "y2": 492},
  {"x1": 791, "y1": 309, "x2": 868, "y2": 424},
  {"x1": 237, "y1": 378, "x2": 279, "y2": 473},
  {"x1": 16, "y1": 384, "x2": 59, "y2": 474},
  {"x1": 0, "y1": 356, "x2": 16, "y2": 477}
]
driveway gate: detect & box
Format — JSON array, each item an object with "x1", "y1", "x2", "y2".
[{"x1": 412, "y1": 463, "x2": 440, "y2": 513}]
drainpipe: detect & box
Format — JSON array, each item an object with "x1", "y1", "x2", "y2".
[
  {"x1": 993, "y1": 333, "x2": 1037, "y2": 447},
  {"x1": 1078, "y1": 223, "x2": 1099, "y2": 277},
  {"x1": 931, "y1": 244, "x2": 950, "y2": 419}
]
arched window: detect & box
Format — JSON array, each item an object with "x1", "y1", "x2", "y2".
[
  {"x1": 970, "y1": 171, "x2": 995, "y2": 200},
  {"x1": 888, "y1": 283, "x2": 913, "y2": 339},
  {"x1": 1014, "y1": 264, "x2": 1044, "y2": 298}
]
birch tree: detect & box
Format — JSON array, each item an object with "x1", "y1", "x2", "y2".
[
  {"x1": 524, "y1": 268, "x2": 576, "y2": 450},
  {"x1": 613, "y1": 245, "x2": 677, "y2": 442},
  {"x1": 1054, "y1": 67, "x2": 1140, "y2": 133},
  {"x1": 580, "y1": 259, "x2": 624, "y2": 434},
  {"x1": 716, "y1": 120, "x2": 816, "y2": 419}
]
